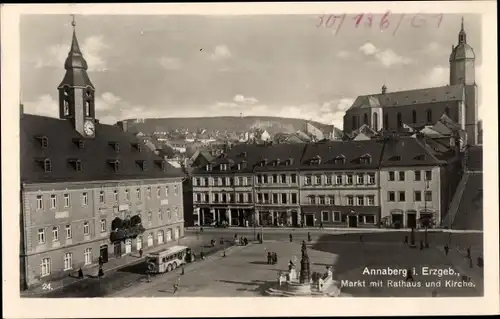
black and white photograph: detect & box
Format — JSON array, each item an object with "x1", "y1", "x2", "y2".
[{"x1": 2, "y1": 2, "x2": 498, "y2": 318}]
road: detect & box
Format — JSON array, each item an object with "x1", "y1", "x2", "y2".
[{"x1": 32, "y1": 228, "x2": 482, "y2": 298}]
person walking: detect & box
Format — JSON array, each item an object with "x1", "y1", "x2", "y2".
[
  {"x1": 274, "y1": 252, "x2": 278, "y2": 264},
  {"x1": 78, "y1": 268, "x2": 84, "y2": 279},
  {"x1": 466, "y1": 247, "x2": 471, "y2": 259},
  {"x1": 444, "y1": 244, "x2": 449, "y2": 256},
  {"x1": 289, "y1": 234, "x2": 293, "y2": 242},
  {"x1": 308, "y1": 232, "x2": 312, "y2": 242},
  {"x1": 139, "y1": 248, "x2": 143, "y2": 258},
  {"x1": 267, "y1": 252, "x2": 272, "y2": 264},
  {"x1": 404, "y1": 235, "x2": 408, "y2": 245},
  {"x1": 173, "y1": 283, "x2": 179, "y2": 294}
]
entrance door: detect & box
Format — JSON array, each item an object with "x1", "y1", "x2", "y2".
[
  {"x1": 136, "y1": 237, "x2": 142, "y2": 251},
  {"x1": 292, "y1": 211, "x2": 298, "y2": 227},
  {"x1": 392, "y1": 214, "x2": 403, "y2": 229},
  {"x1": 113, "y1": 242, "x2": 121, "y2": 258},
  {"x1": 305, "y1": 214, "x2": 314, "y2": 227},
  {"x1": 407, "y1": 213, "x2": 417, "y2": 229},
  {"x1": 348, "y1": 215, "x2": 358, "y2": 228},
  {"x1": 125, "y1": 239, "x2": 132, "y2": 254},
  {"x1": 100, "y1": 245, "x2": 109, "y2": 263}
]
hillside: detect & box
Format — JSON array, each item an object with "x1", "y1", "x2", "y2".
[{"x1": 120, "y1": 116, "x2": 334, "y2": 135}]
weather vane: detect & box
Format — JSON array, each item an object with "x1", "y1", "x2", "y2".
[{"x1": 71, "y1": 14, "x2": 76, "y2": 28}]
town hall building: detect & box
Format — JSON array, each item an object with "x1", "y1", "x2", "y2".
[{"x1": 343, "y1": 18, "x2": 479, "y2": 146}]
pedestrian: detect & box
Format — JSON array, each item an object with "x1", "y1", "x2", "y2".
[
  {"x1": 220, "y1": 237, "x2": 224, "y2": 245},
  {"x1": 308, "y1": 232, "x2": 312, "y2": 242},
  {"x1": 98, "y1": 266, "x2": 104, "y2": 278},
  {"x1": 289, "y1": 234, "x2": 293, "y2": 242},
  {"x1": 78, "y1": 268, "x2": 84, "y2": 279},
  {"x1": 139, "y1": 248, "x2": 143, "y2": 258},
  {"x1": 257, "y1": 233, "x2": 261, "y2": 243},
  {"x1": 466, "y1": 247, "x2": 471, "y2": 259},
  {"x1": 211, "y1": 239, "x2": 215, "y2": 248},
  {"x1": 98, "y1": 256, "x2": 104, "y2": 266},
  {"x1": 222, "y1": 250, "x2": 226, "y2": 257},
  {"x1": 173, "y1": 283, "x2": 179, "y2": 294},
  {"x1": 181, "y1": 265, "x2": 185, "y2": 275},
  {"x1": 267, "y1": 252, "x2": 272, "y2": 264},
  {"x1": 444, "y1": 244, "x2": 449, "y2": 256},
  {"x1": 359, "y1": 235, "x2": 364, "y2": 243},
  {"x1": 147, "y1": 272, "x2": 151, "y2": 283},
  {"x1": 320, "y1": 222, "x2": 324, "y2": 229},
  {"x1": 419, "y1": 240, "x2": 424, "y2": 250},
  {"x1": 200, "y1": 227, "x2": 204, "y2": 232},
  {"x1": 404, "y1": 235, "x2": 408, "y2": 245},
  {"x1": 405, "y1": 268, "x2": 414, "y2": 282},
  {"x1": 274, "y1": 252, "x2": 278, "y2": 264},
  {"x1": 244, "y1": 237, "x2": 248, "y2": 246}
]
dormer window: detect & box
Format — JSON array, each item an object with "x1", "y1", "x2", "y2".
[
  {"x1": 206, "y1": 164, "x2": 213, "y2": 172},
  {"x1": 237, "y1": 163, "x2": 242, "y2": 170},
  {"x1": 68, "y1": 159, "x2": 83, "y2": 172},
  {"x1": 389, "y1": 155, "x2": 402, "y2": 161},
  {"x1": 286, "y1": 158, "x2": 294, "y2": 166},
  {"x1": 109, "y1": 142, "x2": 120, "y2": 153},
  {"x1": 311, "y1": 155, "x2": 321, "y2": 165},
  {"x1": 107, "y1": 159, "x2": 120, "y2": 172},
  {"x1": 414, "y1": 154, "x2": 426, "y2": 161},
  {"x1": 240, "y1": 152, "x2": 247, "y2": 158},
  {"x1": 136, "y1": 160, "x2": 148, "y2": 171},
  {"x1": 72, "y1": 138, "x2": 85, "y2": 149},
  {"x1": 220, "y1": 164, "x2": 228, "y2": 171},
  {"x1": 360, "y1": 154, "x2": 372, "y2": 164},
  {"x1": 132, "y1": 142, "x2": 142, "y2": 152},
  {"x1": 35, "y1": 136, "x2": 49, "y2": 148},
  {"x1": 36, "y1": 158, "x2": 52, "y2": 172},
  {"x1": 274, "y1": 158, "x2": 281, "y2": 166},
  {"x1": 334, "y1": 155, "x2": 346, "y2": 165},
  {"x1": 260, "y1": 158, "x2": 268, "y2": 167},
  {"x1": 155, "y1": 159, "x2": 166, "y2": 170}
]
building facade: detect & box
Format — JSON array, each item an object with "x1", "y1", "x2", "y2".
[
  {"x1": 20, "y1": 23, "x2": 184, "y2": 290},
  {"x1": 343, "y1": 19, "x2": 480, "y2": 146}
]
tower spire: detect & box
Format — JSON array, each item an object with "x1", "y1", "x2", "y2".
[{"x1": 458, "y1": 16, "x2": 467, "y2": 44}]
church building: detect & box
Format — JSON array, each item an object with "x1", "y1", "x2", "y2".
[
  {"x1": 20, "y1": 19, "x2": 185, "y2": 290},
  {"x1": 343, "y1": 18, "x2": 479, "y2": 146}
]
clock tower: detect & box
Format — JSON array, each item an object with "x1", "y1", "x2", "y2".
[{"x1": 58, "y1": 16, "x2": 96, "y2": 138}]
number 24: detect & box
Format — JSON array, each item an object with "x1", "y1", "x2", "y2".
[{"x1": 42, "y1": 283, "x2": 53, "y2": 290}]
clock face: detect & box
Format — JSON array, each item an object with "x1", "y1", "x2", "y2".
[{"x1": 83, "y1": 120, "x2": 95, "y2": 136}]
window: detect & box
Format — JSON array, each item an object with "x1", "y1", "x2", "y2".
[
  {"x1": 99, "y1": 191, "x2": 105, "y2": 203},
  {"x1": 147, "y1": 187, "x2": 152, "y2": 198},
  {"x1": 38, "y1": 228, "x2": 45, "y2": 244},
  {"x1": 397, "y1": 112, "x2": 402, "y2": 128},
  {"x1": 414, "y1": 171, "x2": 421, "y2": 181},
  {"x1": 412, "y1": 110, "x2": 417, "y2": 124},
  {"x1": 367, "y1": 173, "x2": 375, "y2": 185},
  {"x1": 158, "y1": 230, "x2": 164, "y2": 244},
  {"x1": 193, "y1": 178, "x2": 198, "y2": 186},
  {"x1": 425, "y1": 191, "x2": 432, "y2": 202},
  {"x1": 280, "y1": 174, "x2": 287, "y2": 184},
  {"x1": 247, "y1": 177, "x2": 252, "y2": 185},
  {"x1": 308, "y1": 196, "x2": 315, "y2": 205},
  {"x1": 365, "y1": 215, "x2": 375, "y2": 224},
  {"x1": 272, "y1": 193, "x2": 278, "y2": 204},
  {"x1": 36, "y1": 195, "x2": 43, "y2": 210},
  {"x1": 388, "y1": 191, "x2": 395, "y2": 202},
  {"x1": 52, "y1": 226, "x2": 59, "y2": 241},
  {"x1": 426, "y1": 109, "x2": 432, "y2": 123},
  {"x1": 333, "y1": 211, "x2": 341, "y2": 222},
  {"x1": 328, "y1": 195, "x2": 335, "y2": 205},
  {"x1": 357, "y1": 196, "x2": 364, "y2": 206},
  {"x1": 100, "y1": 219, "x2": 106, "y2": 232},
  {"x1": 398, "y1": 191, "x2": 406, "y2": 202},
  {"x1": 136, "y1": 188, "x2": 141, "y2": 200},
  {"x1": 41, "y1": 258, "x2": 51, "y2": 277},
  {"x1": 272, "y1": 174, "x2": 278, "y2": 184},
  {"x1": 356, "y1": 174, "x2": 364, "y2": 184},
  {"x1": 83, "y1": 221, "x2": 90, "y2": 235},
  {"x1": 47, "y1": 194, "x2": 56, "y2": 209},
  {"x1": 64, "y1": 193, "x2": 70, "y2": 207},
  {"x1": 388, "y1": 171, "x2": 395, "y2": 181},
  {"x1": 363, "y1": 113, "x2": 368, "y2": 125},
  {"x1": 425, "y1": 170, "x2": 432, "y2": 181},
  {"x1": 43, "y1": 159, "x2": 52, "y2": 172},
  {"x1": 322, "y1": 211, "x2": 330, "y2": 222},
  {"x1": 305, "y1": 176, "x2": 312, "y2": 185},
  {"x1": 248, "y1": 193, "x2": 253, "y2": 203},
  {"x1": 84, "y1": 248, "x2": 92, "y2": 265},
  {"x1": 174, "y1": 185, "x2": 178, "y2": 196},
  {"x1": 315, "y1": 175, "x2": 322, "y2": 185},
  {"x1": 82, "y1": 192, "x2": 88, "y2": 206},
  {"x1": 352, "y1": 115, "x2": 357, "y2": 131},
  {"x1": 291, "y1": 193, "x2": 298, "y2": 204},
  {"x1": 165, "y1": 186, "x2": 169, "y2": 197},
  {"x1": 64, "y1": 253, "x2": 73, "y2": 271},
  {"x1": 384, "y1": 113, "x2": 389, "y2": 130},
  {"x1": 367, "y1": 195, "x2": 375, "y2": 206},
  {"x1": 414, "y1": 191, "x2": 422, "y2": 202},
  {"x1": 325, "y1": 175, "x2": 332, "y2": 185},
  {"x1": 65, "y1": 225, "x2": 72, "y2": 239},
  {"x1": 398, "y1": 171, "x2": 405, "y2": 181},
  {"x1": 148, "y1": 211, "x2": 153, "y2": 222},
  {"x1": 335, "y1": 175, "x2": 342, "y2": 184},
  {"x1": 347, "y1": 196, "x2": 354, "y2": 206},
  {"x1": 291, "y1": 174, "x2": 297, "y2": 184},
  {"x1": 319, "y1": 196, "x2": 325, "y2": 205},
  {"x1": 157, "y1": 187, "x2": 161, "y2": 198},
  {"x1": 346, "y1": 174, "x2": 353, "y2": 185},
  {"x1": 174, "y1": 207, "x2": 180, "y2": 218},
  {"x1": 113, "y1": 190, "x2": 118, "y2": 201},
  {"x1": 125, "y1": 189, "x2": 130, "y2": 201},
  {"x1": 167, "y1": 209, "x2": 172, "y2": 219},
  {"x1": 281, "y1": 193, "x2": 287, "y2": 204}
]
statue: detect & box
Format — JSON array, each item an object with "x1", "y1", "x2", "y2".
[{"x1": 299, "y1": 240, "x2": 311, "y2": 284}]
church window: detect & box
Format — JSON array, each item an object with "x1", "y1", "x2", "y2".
[
  {"x1": 363, "y1": 113, "x2": 368, "y2": 126},
  {"x1": 373, "y1": 113, "x2": 378, "y2": 131},
  {"x1": 426, "y1": 109, "x2": 432, "y2": 124},
  {"x1": 412, "y1": 110, "x2": 417, "y2": 124},
  {"x1": 63, "y1": 101, "x2": 70, "y2": 116},
  {"x1": 397, "y1": 113, "x2": 402, "y2": 128},
  {"x1": 43, "y1": 159, "x2": 52, "y2": 172},
  {"x1": 384, "y1": 114, "x2": 389, "y2": 130},
  {"x1": 85, "y1": 101, "x2": 91, "y2": 117}
]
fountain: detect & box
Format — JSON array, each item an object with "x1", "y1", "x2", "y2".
[{"x1": 265, "y1": 241, "x2": 341, "y2": 297}]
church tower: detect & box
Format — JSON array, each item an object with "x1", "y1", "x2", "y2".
[
  {"x1": 449, "y1": 17, "x2": 478, "y2": 145},
  {"x1": 58, "y1": 16, "x2": 96, "y2": 138}
]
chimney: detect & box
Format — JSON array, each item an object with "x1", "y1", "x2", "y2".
[{"x1": 381, "y1": 85, "x2": 387, "y2": 94}]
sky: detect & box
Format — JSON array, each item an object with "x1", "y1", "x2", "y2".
[{"x1": 20, "y1": 13, "x2": 482, "y2": 129}]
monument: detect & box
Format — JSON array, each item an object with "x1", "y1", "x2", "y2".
[{"x1": 299, "y1": 240, "x2": 310, "y2": 284}]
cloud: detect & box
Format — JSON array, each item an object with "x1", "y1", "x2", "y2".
[
  {"x1": 22, "y1": 94, "x2": 59, "y2": 118},
  {"x1": 359, "y1": 42, "x2": 413, "y2": 68},
  {"x1": 34, "y1": 36, "x2": 108, "y2": 72},
  {"x1": 233, "y1": 94, "x2": 258, "y2": 104},
  {"x1": 336, "y1": 50, "x2": 350, "y2": 59},
  {"x1": 209, "y1": 45, "x2": 232, "y2": 61},
  {"x1": 159, "y1": 57, "x2": 182, "y2": 70}
]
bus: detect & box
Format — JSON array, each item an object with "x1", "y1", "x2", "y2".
[{"x1": 145, "y1": 245, "x2": 189, "y2": 274}]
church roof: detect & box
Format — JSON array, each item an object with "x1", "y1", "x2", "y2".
[
  {"x1": 21, "y1": 114, "x2": 184, "y2": 184},
  {"x1": 347, "y1": 85, "x2": 464, "y2": 111}
]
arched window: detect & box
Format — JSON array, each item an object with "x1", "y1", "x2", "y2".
[
  {"x1": 373, "y1": 113, "x2": 378, "y2": 131},
  {"x1": 445, "y1": 107, "x2": 450, "y2": 117},
  {"x1": 412, "y1": 110, "x2": 417, "y2": 124},
  {"x1": 426, "y1": 109, "x2": 432, "y2": 124},
  {"x1": 363, "y1": 113, "x2": 368, "y2": 126},
  {"x1": 397, "y1": 112, "x2": 402, "y2": 128},
  {"x1": 384, "y1": 113, "x2": 389, "y2": 130}
]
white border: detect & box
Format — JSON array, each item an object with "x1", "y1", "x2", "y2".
[{"x1": 2, "y1": 2, "x2": 499, "y2": 318}]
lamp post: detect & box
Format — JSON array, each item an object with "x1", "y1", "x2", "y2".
[{"x1": 423, "y1": 178, "x2": 430, "y2": 248}]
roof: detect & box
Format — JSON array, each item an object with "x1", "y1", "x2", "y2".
[
  {"x1": 380, "y1": 136, "x2": 446, "y2": 167},
  {"x1": 21, "y1": 114, "x2": 184, "y2": 184},
  {"x1": 147, "y1": 245, "x2": 189, "y2": 256},
  {"x1": 347, "y1": 85, "x2": 464, "y2": 111},
  {"x1": 300, "y1": 140, "x2": 384, "y2": 170}
]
